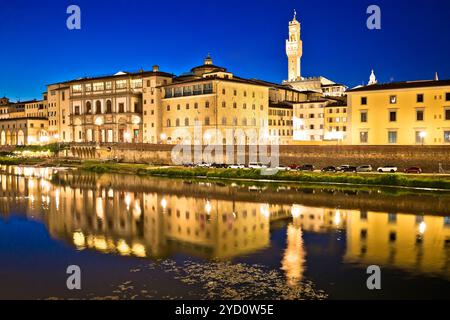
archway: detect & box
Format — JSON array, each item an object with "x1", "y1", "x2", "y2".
[
  {"x1": 0, "y1": 131, "x2": 5, "y2": 146},
  {"x1": 17, "y1": 130, "x2": 25, "y2": 146}
]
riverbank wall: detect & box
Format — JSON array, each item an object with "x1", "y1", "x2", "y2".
[{"x1": 65, "y1": 144, "x2": 450, "y2": 173}]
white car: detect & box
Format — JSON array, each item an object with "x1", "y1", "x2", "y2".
[
  {"x1": 248, "y1": 163, "x2": 268, "y2": 169},
  {"x1": 275, "y1": 165, "x2": 291, "y2": 171},
  {"x1": 229, "y1": 164, "x2": 245, "y2": 169},
  {"x1": 196, "y1": 162, "x2": 212, "y2": 168},
  {"x1": 377, "y1": 165, "x2": 398, "y2": 173}
]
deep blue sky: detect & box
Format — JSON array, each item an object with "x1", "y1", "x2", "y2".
[{"x1": 1, "y1": 0, "x2": 450, "y2": 100}]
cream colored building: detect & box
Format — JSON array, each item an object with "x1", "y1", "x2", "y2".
[{"x1": 0, "y1": 97, "x2": 49, "y2": 146}]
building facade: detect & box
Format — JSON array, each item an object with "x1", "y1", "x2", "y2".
[{"x1": 347, "y1": 79, "x2": 450, "y2": 145}]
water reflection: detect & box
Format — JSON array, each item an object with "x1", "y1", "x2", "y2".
[{"x1": 0, "y1": 166, "x2": 450, "y2": 285}]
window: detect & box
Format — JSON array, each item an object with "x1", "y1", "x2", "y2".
[
  {"x1": 119, "y1": 103, "x2": 125, "y2": 113},
  {"x1": 446, "y1": 93, "x2": 450, "y2": 101},
  {"x1": 95, "y1": 101, "x2": 102, "y2": 114},
  {"x1": 86, "y1": 101, "x2": 92, "y2": 114},
  {"x1": 446, "y1": 109, "x2": 450, "y2": 120},
  {"x1": 204, "y1": 117, "x2": 210, "y2": 125},
  {"x1": 445, "y1": 131, "x2": 450, "y2": 143},
  {"x1": 167, "y1": 119, "x2": 171, "y2": 127},
  {"x1": 175, "y1": 119, "x2": 180, "y2": 127},
  {"x1": 361, "y1": 97, "x2": 367, "y2": 105},
  {"x1": 390, "y1": 95, "x2": 397, "y2": 104},
  {"x1": 205, "y1": 101, "x2": 210, "y2": 108},
  {"x1": 222, "y1": 117, "x2": 227, "y2": 125},
  {"x1": 167, "y1": 105, "x2": 170, "y2": 111},
  {"x1": 116, "y1": 80, "x2": 127, "y2": 89},
  {"x1": 417, "y1": 94, "x2": 424, "y2": 103},
  {"x1": 416, "y1": 109, "x2": 424, "y2": 121},
  {"x1": 106, "y1": 100, "x2": 112, "y2": 113},
  {"x1": 360, "y1": 111, "x2": 368, "y2": 123},
  {"x1": 360, "y1": 131, "x2": 368, "y2": 143},
  {"x1": 388, "y1": 131, "x2": 397, "y2": 144},
  {"x1": 93, "y1": 82, "x2": 104, "y2": 91},
  {"x1": 415, "y1": 131, "x2": 425, "y2": 144},
  {"x1": 184, "y1": 118, "x2": 189, "y2": 126},
  {"x1": 389, "y1": 111, "x2": 397, "y2": 122}
]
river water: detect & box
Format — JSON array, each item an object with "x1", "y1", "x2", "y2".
[{"x1": 0, "y1": 166, "x2": 449, "y2": 300}]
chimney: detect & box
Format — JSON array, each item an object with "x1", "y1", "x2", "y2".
[{"x1": 152, "y1": 65, "x2": 160, "y2": 72}]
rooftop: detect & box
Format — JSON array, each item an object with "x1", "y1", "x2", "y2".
[{"x1": 347, "y1": 79, "x2": 450, "y2": 93}]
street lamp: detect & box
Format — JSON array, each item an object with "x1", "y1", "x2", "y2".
[{"x1": 419, "y1": 131, "x2": 427, "y2": 146}]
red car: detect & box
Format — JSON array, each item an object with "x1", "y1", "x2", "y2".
[
  {"x1": 289, "y1": 164, "x2": 301, "y2": 170},
  {"x1": 404, "y1": 167, "x2": 422, "y2": 174}
]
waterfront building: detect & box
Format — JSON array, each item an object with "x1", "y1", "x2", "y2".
[
  {"x1": 347, "y1": 72, "x2": 450, "y2": 145},
  {"x1": 292, "y1": 91, "x2": 348, "y2": 144},
  {"x1": 0, "y1": 97, "x2": 49, "y2": 145}
]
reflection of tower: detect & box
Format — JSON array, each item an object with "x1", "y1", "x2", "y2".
[
  {"x1": 286, "y1": 10, "x2": 303, "y2": 81},
  {"x1": 281, "y1": 224, "x2": 306, "y2": 287}
]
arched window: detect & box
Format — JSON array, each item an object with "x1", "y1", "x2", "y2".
[
  {"x1": 175, "y1": 119, "x2": 180, "y2": 127},
  {"x1": 184, "y1": 118, "x2": 189, "y2": 126},
  {"x1": 86, "y1": 101, "x2": 92, "y2": 114},
  {"x1": 96, "y1": 101, "x2": 102, "y2": 114},
  {"x1": 106, "y1": 100, "x2": 112, "y2": 113},
  {"x1": 167, "y1": 119, "x2": 171, "y2": 127}
]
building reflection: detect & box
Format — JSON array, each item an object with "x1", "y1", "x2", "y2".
[
  {"x1": 0, "y1": 167, "x2": 449, "y2": 284},
  {"x1": 344, "y1": 211, "x2": 450, "y2": 278}
]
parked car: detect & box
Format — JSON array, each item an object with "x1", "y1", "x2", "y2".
[
  {"x1": 377, "y1": 165, "x2": 398, "y2": 173},
  {"x1": 404, "y1": 167, "x2": 422, "y2": 174},
  {"x1": 196, "y1": 162, "x2": 212, "y2": 168},
  {"x1": 229, "y1": 164, "x2": 246, "y2": 169},
  {"x1": 342, "y1": 166, "x2": 358, "y2": 173},
  {"x1": 275, "y1": 165, "x2": 291, "y2": 171},
  {"x1": 248, "y1": 163, "x2": 268, "y2": 169},
  {"x1": 299, "y1": 164, "x2": 315, "y2": 171},
  {"x1": 321, "y1": 166, "x2": 337, "y2": 173},
  {"x1": 357, "y1": 165, "x2": 373, "y2": 173},
  {"x1": 336, "y1": 165, "x2": 351, "y2": 172},
  {"x1": 211, "y1": 163, "x2": 228, "y2": 169},
  {"x1": 182, "y1": 162, "x2": 195, "y2": 168},
  {"x1": 289, "y1": 164, "x2": 301, "y2": 170}
]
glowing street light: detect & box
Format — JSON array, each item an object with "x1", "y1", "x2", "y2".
[{"x1": 419, "y1": 131, "x2": 427, "y2": 146}]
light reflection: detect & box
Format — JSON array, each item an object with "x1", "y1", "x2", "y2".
[
  {"x1": 1, "y1": 169, "x2": 449, "y2": 280},
  {"x1": 205, "y1": 200, "x2": 212, "y2": 215},
  {"x1": 117, "y1": 240, "x2": 131, "y2": 256},
  {"x1": 419, "y1": 222, "x2": 427, "y2": 235}
]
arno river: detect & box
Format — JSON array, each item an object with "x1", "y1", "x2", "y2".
[{"x1": 0, "y1": 166, "x2": 449, "y2": 300}]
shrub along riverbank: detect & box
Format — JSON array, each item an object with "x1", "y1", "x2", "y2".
[
  {"x1": 79, "y1": 163, "x2": 450, "y2": 190},
  {"x1": 2, "y1": 158, "x2": 450, "y2": 190}
]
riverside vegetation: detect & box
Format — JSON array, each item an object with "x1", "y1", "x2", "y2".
[{"x1": 80, "y1": 162, "x2": 450, "y2": 190}]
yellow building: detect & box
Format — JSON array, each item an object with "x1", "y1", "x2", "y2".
[
  {"x1": 347, "y1": 78, "x2": 450, "y2": 145},
  {"x1": 47, "y1": 84, "x2": 71, "y2": 142},
  {"x1": 159, "y1": 56, "x2": 270, "y2": 145}
]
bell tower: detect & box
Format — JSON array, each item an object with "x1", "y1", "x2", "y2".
[{"x1": 286, "y1": 10, "x2": 303, "y2": 81}]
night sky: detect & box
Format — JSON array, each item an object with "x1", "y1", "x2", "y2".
[{"x1": 1, "y1": 0, "x2": 450, "y2": 100}]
